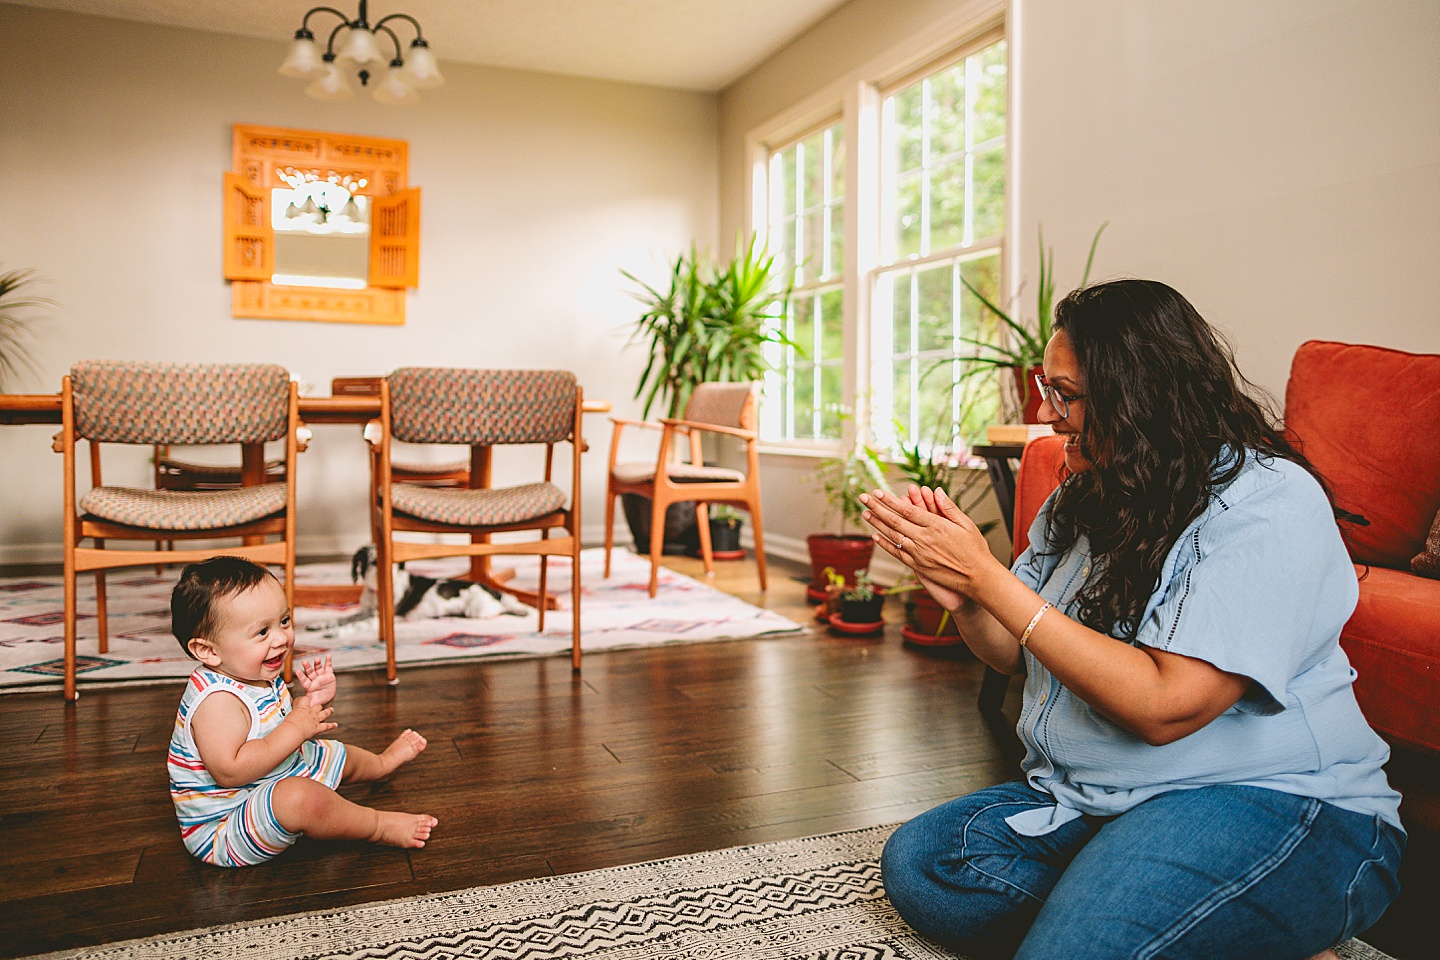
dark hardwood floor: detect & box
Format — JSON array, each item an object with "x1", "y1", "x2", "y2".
[{"x1": 0, "y1": 555, "x2": 1432, "y2": 958}]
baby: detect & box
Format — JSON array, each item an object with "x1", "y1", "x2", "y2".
[{"x1": 167, "y1": 556, "x2": 438, "y2": 867}]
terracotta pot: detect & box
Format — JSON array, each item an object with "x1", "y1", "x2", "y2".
[
  {"x1": 1013, "y1": 365, "x2": 1046, "y2": 424},
  {"x1": 805, "y1": 534, "x2": 875, "y2": 602},
  {"x1": 905, "y1": 591, "x2": 961, "y2": 639}
]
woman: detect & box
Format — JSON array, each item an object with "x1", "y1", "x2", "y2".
[{"x1": 861, "y1": 280, "x2": 1402, "y2": 960}]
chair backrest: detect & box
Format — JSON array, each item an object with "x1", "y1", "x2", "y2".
[
  {"x1": 684, "y1": 382, "x2": 757, "y2": 430},
  {"x1": 388, "y1": 368, "x2": 577, "y2": 445},
  {"x1": 1013, "y1": 434, "x2": 1068, "y2": 558},
  {"x1": 70, "y1": 361, "x2": 291, "y2": 445},
  {"x1": 1285, "y1": 340, "x2": 1440, "y2": 569}
]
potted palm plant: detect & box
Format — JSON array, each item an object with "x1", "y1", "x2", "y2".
[
  {"x1": 0, "y1": 266, "x2": 52, "y2": 391},
  {"x1": 619, "y1": 235, "x2": 793, "y2": 551},
  {"x1": 958, "y1": 223, "x2": 1107, "y2": 422}
]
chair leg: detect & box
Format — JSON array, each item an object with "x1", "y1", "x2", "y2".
[
  {"x1": 64, "y1": 558, "x2": 78, "y2": 702},
  {"x1": 376, "y1": 544, "x2": 398, "y2": 686},
  {"x1": 603, "y1": 491, "x2": 616, "y2": 578},
  {"x1": 695, "y1": 502, "x2": 714, "y2": 577},
  {"x1": 647, "y1": 495, "x2": 666, "y2": 598},
  {"x1": 537, "y1": 556, "x2": 549, "y2": 632},
  {"x1": 571, "y1": 541, "x2": 582, "y2": 673},
  {"x1": 749, "y1": 499, "x2": 768, "y2": 592},
  {"x1": 95, "y1": 571, "x2": 109, "y2": 655}
]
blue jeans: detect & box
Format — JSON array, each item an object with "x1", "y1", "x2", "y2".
[{"x1": 880, "y1": 781, "x2": 1403, "y2": 960}]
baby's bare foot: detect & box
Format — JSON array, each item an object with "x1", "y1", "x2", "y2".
[
  {"x1": 370, "y1": 811, "x2": 438, "y2": 848},
  {"x1": 377, "y1": 729, "x2": 427, "y2": 777}
]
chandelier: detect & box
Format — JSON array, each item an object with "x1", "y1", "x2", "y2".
[{"x1": 278, "y1": 1, "x2": 444, "y2": 105}]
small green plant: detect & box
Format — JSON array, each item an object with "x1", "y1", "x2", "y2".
[
  {"x1": 842, "y1": 568, "x2": 876, "y2": 602},
  {"x1": 710, "y1": 504, "x2": 740, "y2": 527},
  {"x1": 813, "y1": 442, "x2": 887, "y2": 535},
  {"x1": 0, "y1": 266, "x2": 55, "y2": 390}
]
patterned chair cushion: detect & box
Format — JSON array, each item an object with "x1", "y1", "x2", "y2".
[
  {"x1": 684, "y1": 382, "x2": 757, "y2": 429},
  {"x1": 611, "y1": 462, "x2": 746, "y2": 485},
  {"x1": 388, "y1": 369, "x2": 577, "y2": 445},
  {"x1": 79, "y1": 483, "x2": 287, "y2": 531},
  {"x1": 392, "y1": 482, "x2": 566, "y2": 527},
  {"x1": 71, "y1": 361, "x2": 290, "y2": 445}
]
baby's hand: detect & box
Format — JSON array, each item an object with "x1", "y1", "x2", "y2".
[
  {"x1": 297, "y1": 654, "x2": 336, "y2": 707},
  {"x1": 285, "y1": 695, "x2": 337, "y2": 741}
]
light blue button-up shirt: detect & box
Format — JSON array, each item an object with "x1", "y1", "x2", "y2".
[{"x1": 1007, "y1": 451, "x2": 1402, "y2": 835}]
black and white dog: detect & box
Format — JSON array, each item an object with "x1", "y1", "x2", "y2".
[{"x1": 307, "y1": 545, "x2": 527, "y2": 636}]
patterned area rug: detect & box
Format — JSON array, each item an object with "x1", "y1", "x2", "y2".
[
  {"x1": 22, "y1": 825, "x2": 1395, "y2": 960},
  {"x1": 0, "y1": 549, "x2": 802, "y2": 692}
]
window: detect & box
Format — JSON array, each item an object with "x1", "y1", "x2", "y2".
[
  {"x1": 764, "y1": 122, "x2": 845, "y2": 442},
  {"x1": 873, "y1": 39, "x2": 1007, "y2": 452},
  {"x1": 751, "y1": 28, "x2": 1006, "y2": 454}
]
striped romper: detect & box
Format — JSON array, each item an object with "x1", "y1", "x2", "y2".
[{"x1": 168, "y1": 667, "x2": 347, "y2": 867}]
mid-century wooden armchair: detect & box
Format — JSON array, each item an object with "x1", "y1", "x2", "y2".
[
  {"x1": 59, "y1": 361, "x2": 300, "y2": 701},
  {"x1": 603, "y1": 382, "x2": 767, "y2": 597}
]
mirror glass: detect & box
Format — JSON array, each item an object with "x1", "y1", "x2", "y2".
[{"x1": 269, "y1": 169, "x2": 371, "y2": 290}]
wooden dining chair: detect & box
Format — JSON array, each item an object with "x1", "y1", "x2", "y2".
[
  {"x1": 60, "y1": 361, "x2": 301, "y2": 701},
  {"x1": 371, "y1": 368, "x2": 584, "y2": 683},
  {"x1": 603, "y1": 381, "x2": 767, "y2": 597}
]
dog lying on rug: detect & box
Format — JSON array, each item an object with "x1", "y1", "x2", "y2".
[{"x1": 307, "y1": 545, "x2": 528, "y2": 637}]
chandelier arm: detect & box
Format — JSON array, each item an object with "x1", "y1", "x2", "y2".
[
  {"x1": 299, "y1": 6, "x2": 352, "y2": 34},
  {"x1": 323, "y1": 20, "x2": 349, "y2": 57},
  {"x1": 375, "y1": 23, "x2": 405, "y2": 63},
  {"x1": 373, "y1": 13, "x2": 425, "y2": 43}
]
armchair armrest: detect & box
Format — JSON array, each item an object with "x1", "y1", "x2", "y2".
[
  {"x1": 659, "y1": 418, "x2": 756, "y2": 441},
  {"x1": 608, "y1": 416, "x2": 669, "y2": 432}
]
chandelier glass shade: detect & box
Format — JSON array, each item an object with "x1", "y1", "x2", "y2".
[{"x1": 279, "y1": 1, "x2": 444, "y2": 104}]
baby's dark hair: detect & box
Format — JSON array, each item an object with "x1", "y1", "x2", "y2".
[{"x1": 172, "y1": 557, "x2": 278, "y2": 658}]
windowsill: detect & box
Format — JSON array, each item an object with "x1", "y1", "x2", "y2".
[{"x1": 757, "y1": 442, "x2": 845, "y2": 459}]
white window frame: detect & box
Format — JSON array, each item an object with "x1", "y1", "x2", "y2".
[{"x1": 745, "y1": 0, "x2": 1010, "y2": 459}]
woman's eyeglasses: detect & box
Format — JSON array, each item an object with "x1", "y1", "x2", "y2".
[{"x1": 1034, "y1": 374, "x2": 1086, "y2": 420}]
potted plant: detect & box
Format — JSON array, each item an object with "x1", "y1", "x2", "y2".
[
  {"x1": 699, "y1": 504, "x2": 745, "y2": 560},
  {"x1": 619, "y1": 235, "x2": 793, "y2": 552},
  {"x1": 0, "y1": 266, "x2": 53, "y2": 391},
  {"x1": 806, "y1": 438, "x2": 886, "y2": 602},
  {"x1": 958, "y1": 223, "x2": 1107, "y2": 422},
  {"x1": 838, "y1": 568, "x2": 885, "y2": 623}
]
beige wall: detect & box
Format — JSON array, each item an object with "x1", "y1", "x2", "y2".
[
  {"x1": 0, "y1": 4, "x2": 719, "y2": 562},
  {"x1": 719, "y1": 0, "x2": 1440, "y2": 561}
]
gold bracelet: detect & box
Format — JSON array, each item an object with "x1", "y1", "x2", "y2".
[{"x1": 1019, "y1": 601, "x2": 1053, "y2": 648}]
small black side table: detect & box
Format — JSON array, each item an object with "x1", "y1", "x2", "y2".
[{"x1": 970, "y1": 443, "x2": 1026, "y2": 718}]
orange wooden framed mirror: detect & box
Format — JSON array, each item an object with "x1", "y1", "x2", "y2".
[{"x1": 224, "y1": 124, "x2": 420, "y2": 325}]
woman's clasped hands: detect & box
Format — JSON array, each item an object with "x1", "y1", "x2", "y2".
[{"x1": 859, "y1": 485, "x2": 1005, "y2": 612}]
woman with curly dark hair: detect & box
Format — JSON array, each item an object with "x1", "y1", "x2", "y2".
[{"x1": 861, "y1": 279, "x2": 1402, "y2": 960}]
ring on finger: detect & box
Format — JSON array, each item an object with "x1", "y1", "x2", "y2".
[{"x1": 894, "y1": 536, "x2": 905, "y2": 549}]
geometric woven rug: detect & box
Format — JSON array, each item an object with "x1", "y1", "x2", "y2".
[
  {"x1": 19, "y1": 824, "x2": 1395, "y2": 960},
  {"x1": 0, "y1": 548, "x2": 803, "y2": 693}
]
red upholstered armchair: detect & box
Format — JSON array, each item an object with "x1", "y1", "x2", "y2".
[{"x1": 1285, "y1": 341, "x2": 1440, "y2": 756}]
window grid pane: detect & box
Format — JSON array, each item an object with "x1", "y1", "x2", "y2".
[
  {"x1": 875, "y1": 38, "x2": 1005, "y2": 450},
  {"x1": 765, "y1": 121, "x2": 845, "y2": 443}
]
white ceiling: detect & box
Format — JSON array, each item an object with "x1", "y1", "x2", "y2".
[{"x1": 7, "y1": 0, "x2": 854, "y2": 91}]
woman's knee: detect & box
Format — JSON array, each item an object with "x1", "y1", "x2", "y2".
[{"x1": 881, "y1": 792, "x2": 1063, "y2": 948}]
